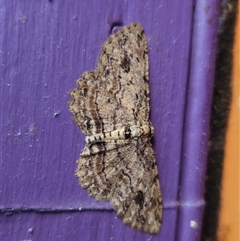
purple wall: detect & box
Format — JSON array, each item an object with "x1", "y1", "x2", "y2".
[{"x1": 1, "y1": 0, "x2": 219, "y2": 240}]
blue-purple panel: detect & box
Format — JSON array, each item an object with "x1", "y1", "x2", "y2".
[{"x1": 0, "y1": 0, "x2": 219, "y2": 240}]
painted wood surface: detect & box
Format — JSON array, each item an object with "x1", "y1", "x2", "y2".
[{"x1": 0, "y1": 1, "x2": 219, "y2": 240}]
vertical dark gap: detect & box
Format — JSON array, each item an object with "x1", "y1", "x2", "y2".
[{"x1": 201, "y1": 1, "x2": 238, "y2": 240}]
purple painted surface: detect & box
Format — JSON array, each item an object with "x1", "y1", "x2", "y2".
[
  {"x1": 177, "y1": 1, "x2": 220, "y2": 240},
  {"x1": 0, "y1": 211, "x2": 177, "y2": 241},
  {"x1": 0, "y1": 0, "x2": 219, "y2": 240}
]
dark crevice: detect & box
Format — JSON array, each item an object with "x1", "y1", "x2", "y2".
[
  {"x1": 201, "y1": 1, "x2": 238, "y2": 240},
  {"x1": 109, "y1": 22, "x2": 123, "y2": 35}
]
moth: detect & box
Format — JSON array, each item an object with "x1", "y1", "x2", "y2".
[{"x1": 69, "y1": 23, "x2": 162, "y2": 233}]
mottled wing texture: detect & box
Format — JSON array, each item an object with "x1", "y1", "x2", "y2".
[
  {"x1": 69, "y1": 23, "x2": 149, "y2": 135},
  {"x1": 111, "y1": 137, "x2": 162, "y2": 233},
  {"x1": 69, "y1": 23, "x2": 162, "y2": 233}
]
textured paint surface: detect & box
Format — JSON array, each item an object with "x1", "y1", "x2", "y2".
[
  {"x1": 177, "y1": 1, "x2": 220, "y2": 240},
  {"x1": 0, "y1": 0, "x2": 219, "y2": 240}
]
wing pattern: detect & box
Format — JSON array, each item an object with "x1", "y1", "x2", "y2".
[{"x1": 69, "y1": 23, "x2": 162, "y2": 233}]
